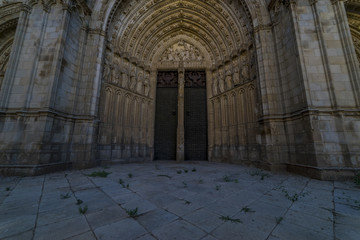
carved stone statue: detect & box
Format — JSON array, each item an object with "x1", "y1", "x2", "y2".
[
  {"x1": 218, "y1": 70, "x2": 225, "y2": 93},
  {"x1": 212, "y1": 71, "x2": 219, "y2": 96},
  {"x1": 240, "y1": 54, "x2": 249, "y2": 83},
  {"x1": 225, "y1": 66, "x2": 233, "y2": 90},
  {"x1": 136, "y1": 71, "x2": 144, "y2": 94},
  {"x1": 121, "y1": 59, "x2": 129, "y2": 89},
  {"x1": 102, "y1": 54, "x2": 111, "y2": 82},
  {"x1": 129, "y1": 64, "x2": 137, "y2": 90},
  {"x1": 143, "y1": 72, "x2": 150, "y2": 97},
  {"x1": 112, "y1": 57, "x2": 121, "y2": 85},
  {"x1": 232, "y1": 59, "x2": 240, "y2": 86}
]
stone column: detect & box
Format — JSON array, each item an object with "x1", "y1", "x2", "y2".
[{"x1": 177, "y1": 64, "x2": 185, "y2": 161}]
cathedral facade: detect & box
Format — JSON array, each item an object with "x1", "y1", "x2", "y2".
[{"x1": 0, "y1": 0, "x2": 359, "y2": 179}]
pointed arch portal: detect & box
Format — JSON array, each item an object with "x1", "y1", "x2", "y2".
[{"x1": 98, "y1": 0, "x2": 259, "y2": 163}]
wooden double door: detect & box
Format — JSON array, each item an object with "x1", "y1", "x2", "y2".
[{"x1": 154, "y1": 71, "x2": 207, "y2": 161}]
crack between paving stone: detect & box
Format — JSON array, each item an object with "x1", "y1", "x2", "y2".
[
  {"x1": 65, "y1": 171, "x2": 98, "y2": 240},
  {"x1": 207, "y1": 175, "x2": 292, "y2": 238},
  {"x1": 332, "y1": 181, "x2": 336, "y2": 240},
  {"x1": 31, "y1": 175, "x2": 46, "y2": 240},
  {"x1": 83, "y1": 172, "x2": 160, "y2": 240},
  {"x1": 0, "y1": 176, "x2": 22, "y2": 205},
  {"x1": 265, "y1": 178, "x2": 311, "y2": 240}
]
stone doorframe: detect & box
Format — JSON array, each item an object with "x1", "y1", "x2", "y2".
[{"x1": 150, "y1": 35, "x2": 213, "y2": 162}]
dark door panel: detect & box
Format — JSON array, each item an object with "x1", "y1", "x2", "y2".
[
  {"x1": 184, "y1": 71, "x2": 207, "y2": 161},
  {"x1": 154, "y1": 72, "x2": 178, "y2": 160}
]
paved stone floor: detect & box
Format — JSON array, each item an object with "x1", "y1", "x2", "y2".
[{"x1": 1, "y1": 162, "x2": 360, "y2": 240}]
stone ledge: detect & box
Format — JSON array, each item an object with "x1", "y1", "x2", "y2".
[
  {"x1": 287, "y1": 163, "x2": 360, "y2": 181},
  {"x1": 0, "y1": 162, "x2": 72, "y2": 176}
]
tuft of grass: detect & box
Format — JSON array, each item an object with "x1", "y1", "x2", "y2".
[
  {"x1": 184, "y1": 200, "x2": 191, "y2": 205},
  {"x1": 241, "y1": 207, "x2": 255, "y2": 213},
  {"x1": 192, "y1": 168, "x2": 197, "y2": 172},
  {"x1": 76, "y1": 199, "x2": 83, "y2": 205},
  {"x1": 223, "y1": 175, "x2": 238, "y2": 183},
  {"x1": 280, "y1": 187, "x2": 308, "y2": 202},
  {"x1": 126, "y1": 207, "x2": 138, "y2": 217},
  {"x1": 219, "y1": 216, "x2": 242, "y2": 223},
  {"x1": 128, "y1": 173, "x2": 133, "y2": 178},
  {"x1": 85, "y1": 170, "x2": 111, "y2": 178},
  {"x1": 5, "y1": 187, "x2": 10, "y2": 191},
  {"x1": 60, "y1": 193, "x2": 71, "y2": 199},
  {"x1": 249, "y1": 169, "x2": 270, "y2": 180},
  {"x1": 354, "y1": 173, "x2": 360, "y2": 186},
  {"x1": 216, "y1": 185, "x2": 221, "y2": 191},
  {"x1": 276, "y1": 216, "x2": 283, "y2": 224},
  {"x1": 157, "y1": 174, "x2": 172, "y2": 179},
  {"x1": 78, "y1": 205, "x2": 88, "y2": 214},
  {"x1": 119, "y1": 179, "x2": 124, "y2": 185},
  {"x1": 177, "y1": 170, "x2": 182, "y2": 174},
  {"x1": 184, "y1": 169, "x2": 188, "y2": 173}
]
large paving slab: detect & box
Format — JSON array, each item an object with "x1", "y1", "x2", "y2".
[{"x1": 0, "y1": 162, "x2": 359, "y2": 240}]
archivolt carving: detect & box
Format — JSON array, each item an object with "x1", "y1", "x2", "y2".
[{"x1": 105, "y1": 0, "x2": 255, "y2": 65}]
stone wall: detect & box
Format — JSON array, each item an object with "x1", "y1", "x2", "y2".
[
  {"x1": 0, "y1": 0, "x2": 359, "y2": 179},
  {"x1": 0, "y1": 1, "x2": 96, "y2": 175}
]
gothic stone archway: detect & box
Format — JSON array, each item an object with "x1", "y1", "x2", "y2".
[{"x1": 97, "y1": 0, "x2": 259, "y2": 164}]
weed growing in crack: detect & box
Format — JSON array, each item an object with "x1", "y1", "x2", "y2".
[
  {"x1": 85, "y1": 171, "x2": 111, "y2": 178},
  {"x1": 184, "y1": 200, "x2": 191, "y2": 205},
  {"x1": 216, "y1": 185, "x2": 221, "y2": 191},
  {"x1": 78, "y1": 205, "x2": 88, "y2": 214},
  {"x1": 354, "y1": 173, "x2": 360, "y2": 186},
  {"x1": 219, "y1": 216, "x2": 242, "y2": 223},
  {"x1": 157, "y1": 174, "x2": 172, "y2": 179},
  {"x1": 276, "y1": 216, "x2": 283, "y2": 224},
  {"x1": 60, "y1": 193, "x2": 71, "y2": 199},
  {"x1": 126, "y1": 207, "x2": 138, "y2": 217},
  {"x1": 249, "y1": 169, "x2": 270, "y2": 180},
  {"x1": 119, "y1": 178, "x2": 124, "y2": 185},
  {"x1": 223, "y1": 175, "x2": 238, "y2": 183},
  {"x1": 184, "y1": 169, "x2": 188, "y2": 173},
  {"x1": 279, "y1": 187, "x2": 308, "y2": 202},
  {"x1": 177, "y1": 170, "x2": 182, "y2": 174},
  {"x1": 76, "y1": 199, "x2": 83, "y2": 205},
  {"x1": 192, "y1": 168, "x2": 197, "y2": 172},
  {"x1": 5, "y1": 187, "x2": 10, "y2": 191},
  {"x1": 241, "y1": 207, "x2": 255, "y2": 213},
  {"x1": 128, "y1": 173, "x2": 133, "y2": 178}
]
